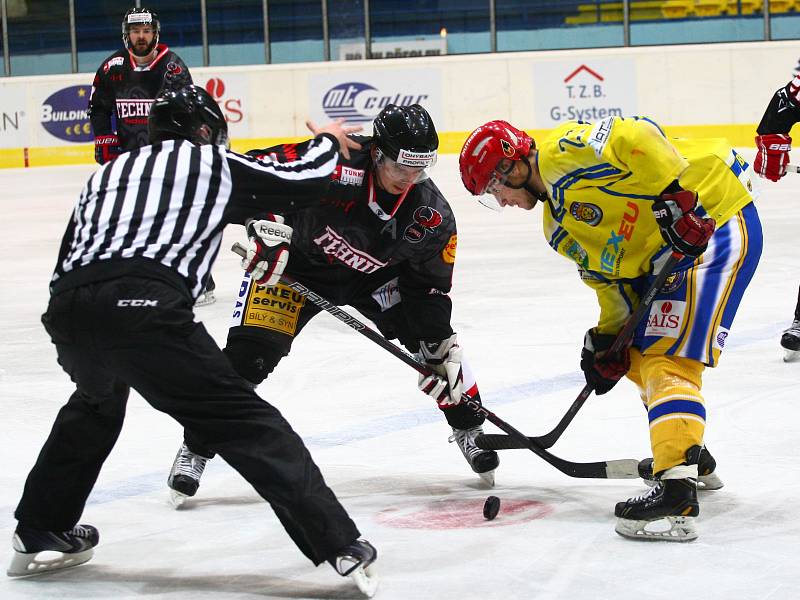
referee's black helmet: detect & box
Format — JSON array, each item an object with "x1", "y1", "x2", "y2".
[{"x1": 148, "y1": 85, "x2": 229, "y2": 147}]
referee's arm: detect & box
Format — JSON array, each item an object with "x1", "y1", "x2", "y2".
[{"x1": 225, "y1": 133, "x2": 340, "y2": 220}]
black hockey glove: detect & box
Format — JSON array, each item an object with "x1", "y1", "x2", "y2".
[
  {"x1": 580, "y1": 328, "x2": 631, "y2": 396},
  {"x1": 651, "y1": 186, "x2": 715, "y2": 257}
]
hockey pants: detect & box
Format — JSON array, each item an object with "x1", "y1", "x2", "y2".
[{"x1": 15, "y1": 276, "x2": 359, "y2": 565}]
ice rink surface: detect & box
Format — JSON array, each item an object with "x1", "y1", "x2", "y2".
[{"x1": 1, "y1": 153, "x2": 798, "y2": 600}]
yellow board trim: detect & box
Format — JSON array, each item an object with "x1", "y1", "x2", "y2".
[{"x1": 0, "y1": 123, "x2": 776, "y2": 169}]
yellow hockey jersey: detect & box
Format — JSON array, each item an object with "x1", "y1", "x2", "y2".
[{"x1": 538, "y1": 116, "x2": 757, "y2": 334}]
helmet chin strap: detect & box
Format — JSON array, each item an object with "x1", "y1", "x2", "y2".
[
  {"x1": 525, "y1": 184, "x2": 549, "y2": 204},
  {"x1": 505, "y1": 157, "x2": 549, "y2": 204}
]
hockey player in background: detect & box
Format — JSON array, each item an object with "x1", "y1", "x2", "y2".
[
  {"x1": 165, "y1": 104, "x2": 500, "y2": 507},
  {"x1": 754, "y1": 72, "x2": 800, "y2": 360},
  {"x1": 87, "y1": 7, "x2": 215, "y2": 306},
  {"x1": 8, "y1": 85, "x2": 378, "y2": 597},
  {"x1": 459, "y1": 116, "x2": 762, "y2": 541}
]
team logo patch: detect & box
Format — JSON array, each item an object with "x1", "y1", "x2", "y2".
[
  {"x1": 404, "y1": 206, "x2": 443, "y2": 243},
  {"x1": 569, "y1": 202, "x2": 603, "y2": 226},
  {"x1": 442, "y1": 234, "x2": 457, "y2": 264},
  {"x1": 166, "y1": 61, "x2": 183, "y2": 76},
  {"x1": 500, "y1": 139, "x2": 515, "y2": 158},
  {"x1": 645, "y1": 300, "x2": 686, "y2": 338},
  {"x1": 660, "y1": 271, "x2": 685, "y2": 294},
  {"x1": 414, "y1": 206, "x2": 442, "y2": 229}
]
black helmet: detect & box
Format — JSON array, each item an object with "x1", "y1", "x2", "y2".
[
  {"x1": 148, "y1": 85, "x2": 229, "y2": 147},
  {"x1": 373, "y1": 104, "x2": 438, "y2": 167},
  {"x1": 122, "y1": 7, "x2": 160, "y2": 56}
]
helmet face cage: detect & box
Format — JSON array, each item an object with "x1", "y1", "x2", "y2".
[
  {"x1": 122, "y1": 8, "x2": 160, "y2": 55},
  {"x1": 148, "y1": 85, "x2": 229, "y2": 148}
]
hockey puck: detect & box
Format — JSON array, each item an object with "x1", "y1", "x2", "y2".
[{"x1": 483, "y1": 495, "x2": 500, "y2": 521}]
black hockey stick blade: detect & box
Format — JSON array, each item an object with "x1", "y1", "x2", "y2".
[{"x1": 475, "y1": 433, "x2": 639, "y2": 478}]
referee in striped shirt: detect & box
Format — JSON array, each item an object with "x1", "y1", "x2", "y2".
[{"x1": 10, "y1": 85, "x2": 378, "y2": 596}]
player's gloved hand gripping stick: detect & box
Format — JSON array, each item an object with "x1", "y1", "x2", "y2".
[{"x1": 232, "y1": 242, "x2": 639, "y2": 479}]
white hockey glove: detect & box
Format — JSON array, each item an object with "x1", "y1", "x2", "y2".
[
  {"x1": 242, "y1": 217, "x2": 292, "y2": 285},
  {"x1": 417, "y1": 333, "x2": 464, "y2": 408}
]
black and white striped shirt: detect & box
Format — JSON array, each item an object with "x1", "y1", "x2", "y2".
[{"x1": 52, "y1": 134, "x2": 340, "y2": 299}]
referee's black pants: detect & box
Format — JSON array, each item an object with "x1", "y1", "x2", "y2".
[{"x1": 14, "y1": 276, "x2": 359, "y2": 565}]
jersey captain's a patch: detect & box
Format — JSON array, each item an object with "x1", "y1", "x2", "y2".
[{"x1": 569, "y1": 201, "x2": 603, "y2": 225}]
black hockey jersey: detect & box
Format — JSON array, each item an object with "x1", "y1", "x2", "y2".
[
  {"x1": 757, "y1": 73, "x2": 800, "y2": 135},
  {"x1": 248, "y1": 136, "x2": 458, "y2": 341},
  {"x1": 88, "y1": 44, "x2": 192, "y2": 152}
]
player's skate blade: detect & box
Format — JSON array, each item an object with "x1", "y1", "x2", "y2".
[
  {"x1": 7, "y1": 524, "x2": 99, "y2": 577},
  {"x1": 479, "y1": 470, "x2": 495, "y2": 487},
  {"x1": 615, "y1": 515, "x2": 697, "y2": 542},
  {"x1": 783, "y1": 348, "x2": 800, "y2": 362},
  {"x1": 168, "y1": 489, "x2": 189, "y2": 508},
  {"x1": 329, "y1": 539, "x2": 378, "y2": 598},
  {"x1": 349, "y1": 562, "x2": 379, "y2": 598},
  {"x1": 781, "y1": 321, "x2": 800, "y2": 361}
]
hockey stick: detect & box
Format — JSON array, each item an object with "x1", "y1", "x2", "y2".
[
  {"x1": 787, "y1": 164, "x2": 800, "y2": 173},
  {"x1": 476, "y1": 250, "x2": 685, "y2": 452},
  {"x1": 231, "y1": 242, "x2": 639, "y2": 479}
]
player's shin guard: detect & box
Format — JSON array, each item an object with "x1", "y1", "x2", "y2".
[{"x1": 640, "y1": 354, "x2": 706, "y2": 475}]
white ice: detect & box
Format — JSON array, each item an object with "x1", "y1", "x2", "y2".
[{"x1": 1, "y1": 153, "x2": 798, "y2": 600}]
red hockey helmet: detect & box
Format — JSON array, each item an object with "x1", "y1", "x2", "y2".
[{"x1": 459, "y1": 120, "x2": 534, "y2": 196}]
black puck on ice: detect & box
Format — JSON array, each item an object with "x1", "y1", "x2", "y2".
[{"x1": 483, "y1": 495, "x2": 500, "y2": 520}]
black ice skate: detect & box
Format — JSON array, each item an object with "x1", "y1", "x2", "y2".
[
  {"x1": 449, "y1": 425, "x2": 499, "y2": 486},
  {"x1": 167, "y1": 443, "x2": 211, "y2": 507},
  {"x1": 781, "y1": 319, "x2": 800, "y2": 362},
  {"x1": 8, "y1": 523, "x2": 99, "y2": 577},
  {"x1": 615, "y1": 467, "x2": 699, "y2": 542},
  {"x1": 329, "y1": 538, "x2": 378, "y2": 598},
  {"x1": 638, "y1": 445, "x2": 723, "y2": 490},
  {"x1": 194, "y1": 275, "x2": 217, "y2": 307}
]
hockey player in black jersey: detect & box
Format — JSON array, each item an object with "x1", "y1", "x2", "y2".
[
  {"x1": 87, "y1": 8, "x2": 216, "y2": 307},
  {"x1": 755, "y1": 72, "x2": 800, "y2": 360},
  {"x1": 166, "y1": 104, "x2": 500, "y2": 506},
  {"x1": 88, "y1": 7, "x2": 192, "y2": 164}
]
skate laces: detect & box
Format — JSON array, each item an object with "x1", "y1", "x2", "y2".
[
  {"x1": 628, "y1": 482, "x2": 663, "y2": 504},
  {"x1": 174, "y1": 445, "x2": 208, "y2": 480},
  {"x1": 71, "y1": 525, "x2": 95, "y2": 539},
  {"x1": 449, "y1": 426, "x2": 485, "y2": 460}
]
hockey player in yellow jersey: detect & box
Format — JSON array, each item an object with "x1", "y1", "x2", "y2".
[{"x1": 459, "y1": 116, "x2": 762, "y2": 542}]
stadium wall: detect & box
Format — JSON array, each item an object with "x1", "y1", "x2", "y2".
[{"x1": 1, "y1": 39, "x2": 799, "y2": 169}]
